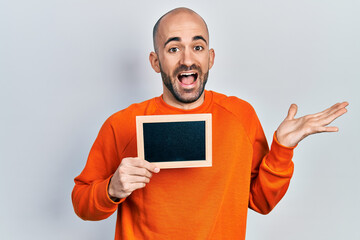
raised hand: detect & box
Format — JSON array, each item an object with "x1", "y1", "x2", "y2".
[
  {"x1": 108, "y1": 158, "x2": 160, "y2": 201},
  {"x1": 276, "y1": 102, "x2": 349, "y2": 147}
]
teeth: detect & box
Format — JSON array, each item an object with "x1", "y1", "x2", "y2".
[{"x1": 180, "y1": 73, "x2": 194, "y2": 76}]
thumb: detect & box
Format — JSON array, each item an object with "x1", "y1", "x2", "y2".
[{"x1": 286, "y1": 104, "x2": 298, "y2": 120}]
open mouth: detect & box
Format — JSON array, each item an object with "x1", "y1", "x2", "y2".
[{"x1": 177, "y1": 72, "x2": 198, "y2": 86}]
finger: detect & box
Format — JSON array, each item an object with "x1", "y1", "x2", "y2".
[
  {"x1": 122, "y1": 158, "x2": 160, "y2": 174},
  {"x1": 124, "y1": 175, "x2": 151, "y2": 184},
  {"x1": 319, "y1": 102, "x2": 349, "y2": 123},
  {"x1": 132, "y1": 158, "x2": 160, "y2": 173},
  {"x1": 324, "y1": 126, "x2": 339, "y2": 132},
  {"x1": 318, "y1": 106, "x2": 348, "y2": 126},
  {"x1": 314, "y1": 126, "x2": 339, "y2": 133},
  {"x1": 313, "y1": 102, "x2": 348, "y2": 118},
  {"x1": 121, "y1": 165, "x2": 153, "y2": 178},
  {"x1": 286, "y1": 104, "x2": 298, "y2": 120},
  {"x1": 146, "y1": 162, "x2": 160, "y2": 174},
  {"x1": 126, "y1": 158, "x2": 160, "y2": 173},
  {"x1": 121, "y1": 182, "x2": 147, "y2": 194},
  {"x1": 322, "y1": 102, "x2": 348, "y2": 117},
  {"x1": 331, "y1": 102, "x2": 349, "y2": 115},
  {"x1": 312, "y1": 103, "x2": 340, "y2": 118}
]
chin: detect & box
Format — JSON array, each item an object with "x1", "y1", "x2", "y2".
[{"x1": 173, "y1": 88, "x2": 205, "y2": 104}]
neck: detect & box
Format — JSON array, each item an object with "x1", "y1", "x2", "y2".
[{"x1": 162, "y1": 88, "x2": 205, "y2": 110}]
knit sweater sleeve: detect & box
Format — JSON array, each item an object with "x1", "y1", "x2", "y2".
[
  {"x1": 248, "y1": 115, "x2": 295, "y2": 214},
  {"x1": 71, "y1": 118, "x2": 125, "y2": 221}
]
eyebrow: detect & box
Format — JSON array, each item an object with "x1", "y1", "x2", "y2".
[
  {"x1": 193, "y1": 35, "x2": 207, "y2": 44},
  {"x1": 164, "y1": 37, "x2": 181, "y2": 48},
  {"x1": 163, "y1": 35, "x2": 208, "y2": 48}
]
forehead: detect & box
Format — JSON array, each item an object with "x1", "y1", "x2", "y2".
[{"x1": 157, "y1": 12, "x2": 209, "y2": 44}]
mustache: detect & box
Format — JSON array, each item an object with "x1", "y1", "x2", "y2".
[{"x1": 173, "y1": 64, "x2": 202, "y2": 77}]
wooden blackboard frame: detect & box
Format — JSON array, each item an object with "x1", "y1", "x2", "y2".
[{"x1": 136, "y1": 114, "x2": 212, "y2": 169}]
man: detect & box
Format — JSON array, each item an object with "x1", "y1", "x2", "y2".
[{"x1": 72, "y1": 7, "x2": 348, "y2": 239}]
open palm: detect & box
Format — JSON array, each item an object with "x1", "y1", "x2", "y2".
[{"x1": 276, "y1": 102, "x2": 349, "y2": 147}]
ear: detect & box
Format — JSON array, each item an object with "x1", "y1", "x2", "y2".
[
  {"x1": 208, "y1": 48, "x2": 215, "y2": 70},
  {"x1": 149, "y1": 51, "x2": 161, "y2": 73}
]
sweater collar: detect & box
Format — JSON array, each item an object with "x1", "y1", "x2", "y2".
[{"x1": 154, "y1": 90, "x2": 213, "y2": 114}]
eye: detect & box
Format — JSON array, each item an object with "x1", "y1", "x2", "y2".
[
  {"x1": 194, "y1": 46, "x2": 204, "y2": 51},
  {"x1": 169, "y1": 47, "x2": 179, "y2": 53}
]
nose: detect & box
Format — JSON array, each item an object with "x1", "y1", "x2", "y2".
[{"x1": 179, "y1": 47, "x2": 195, "y2": 67}]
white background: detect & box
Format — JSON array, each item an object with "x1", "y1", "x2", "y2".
[{"x1": 1, "y1": 0, "x2": 359, "y2": 239}]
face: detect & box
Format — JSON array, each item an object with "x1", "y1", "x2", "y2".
[{"x1": 150, "y1": 11, "x2": 215, "y2": 106}]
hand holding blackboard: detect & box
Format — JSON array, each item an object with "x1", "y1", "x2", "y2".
[{"x1": 108, "y1": 157, "x2": 160, "y2": 201}]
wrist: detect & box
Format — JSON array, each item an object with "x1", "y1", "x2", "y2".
[
  {"x1": 107, "y1": 177, "x2": 120, "y2": 202},
  {"x1": 275, "y1": 131, "x2": 297, "y2": 148}
]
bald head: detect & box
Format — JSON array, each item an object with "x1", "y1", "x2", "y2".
[{"x1": 152, "y1": 8, "x2": 209, "y2": 52}]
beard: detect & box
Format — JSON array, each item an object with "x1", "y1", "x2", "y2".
[{"x1": 159, "y1": 63, "x2": 209, "y2": 104}]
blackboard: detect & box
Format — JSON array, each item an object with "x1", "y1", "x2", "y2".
[{"x1": 136, "y1": 114, "x2": 212, "y2": 169}]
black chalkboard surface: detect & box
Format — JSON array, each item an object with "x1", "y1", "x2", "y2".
[
  {"x1": 136, "y1": 114, "x2": 212, "y2": 169},
  {"x1": 143, "y1": 121, "x2": 205, "y2": 162}
]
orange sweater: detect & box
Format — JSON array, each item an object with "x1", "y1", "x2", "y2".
[{"x1": 72, "y1": 91, "x2": 295, "y2": 240}]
